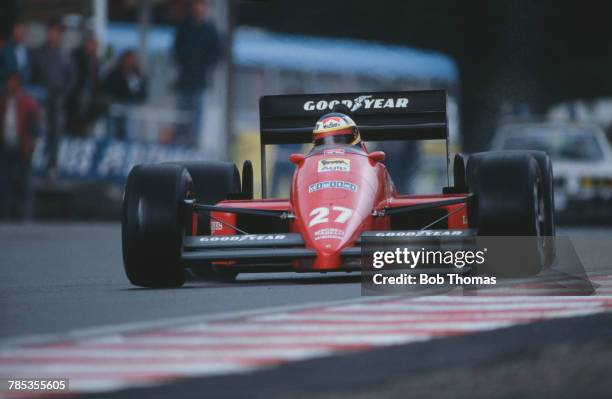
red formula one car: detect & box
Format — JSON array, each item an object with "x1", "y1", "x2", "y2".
[{"x1": 122, "y1": 90, "x2": 555, "y2": 287}]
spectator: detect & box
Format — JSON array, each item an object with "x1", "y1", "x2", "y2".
[
  {"x1": 103, "y1": 50, "x2": 147, "y2": 139},
  {"x1": 0, "y1": 22, "x2": 31, "y2": 86},
  {"x1": 30, "y1": 20, "x2": 73, "y2": 176},
  {"x1": 0, "y1": 73, "x2": 41, "y2": 220},
  {"x1": 173, "y1": 0, "x2": 221, "y2": 146},
  {"x1": 64, "y1": 34, "x2": 103, "y2": 136}
]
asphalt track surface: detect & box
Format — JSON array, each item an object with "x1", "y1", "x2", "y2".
[{"x1": 1, "y1": 223, "x2": 612, "y2": 397}]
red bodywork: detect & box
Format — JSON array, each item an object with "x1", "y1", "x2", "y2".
[{"x1": 204, "y1": 144, "x2": 468, "y2": 271}]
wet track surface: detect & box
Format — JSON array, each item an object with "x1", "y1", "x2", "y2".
[{"x1": 1, "y1": 223, "x2": 612, "y2": 397}]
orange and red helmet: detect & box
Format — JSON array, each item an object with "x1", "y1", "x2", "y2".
[{"x1": 313, "y1": 113, "x2": 361, "y2": 146}]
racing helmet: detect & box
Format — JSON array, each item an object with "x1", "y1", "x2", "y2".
[{"x1": 313, "y1": 113, "x2": 361, "y2": 146}]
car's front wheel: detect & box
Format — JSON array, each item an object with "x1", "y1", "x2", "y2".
[
  {"x1": 122, "y1": 164, "x2": 191, "y2": 288},
  {"x1": 467, "y1": 151, "x2": 554, "y2": 276}
]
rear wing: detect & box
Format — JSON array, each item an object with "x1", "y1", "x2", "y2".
[
  {"x1": 259, "y1": 90, "x2": 448, "y2": 144},
  {"x1": 258, "y1": 90, "x2": 449, "y2": 197}
]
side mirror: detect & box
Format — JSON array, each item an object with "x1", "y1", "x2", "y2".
[
  {"x1": 443, "y1": 153, "x2": 468, "y2": 194},
  {"x1": 289, "y1": 153, "x2": 305, "y2": 165},
  {"x1": 453, "y1": 153, "x2": 466, "y2": 190},
  {"x1": 368, "y1": 151, "x2": 386, "y2": 163},
  {"x1": 242, "y1": 160, "x2": 254, "y2": 198}
]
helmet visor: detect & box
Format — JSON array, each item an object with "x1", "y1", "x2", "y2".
[{"x1": 313, "y1": 129, "x2": 358, "y2": 146}]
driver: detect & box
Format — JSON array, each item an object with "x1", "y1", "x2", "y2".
[{"x1": 312, "y1": 112, "x2": 361, "y2": 147}]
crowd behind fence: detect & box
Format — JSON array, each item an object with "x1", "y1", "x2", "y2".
[{"x1": 0, "y1": 0, "x2": 222, "y2": 220}]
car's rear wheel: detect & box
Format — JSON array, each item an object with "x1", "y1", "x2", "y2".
[
  {"x1": 524, "y1": 150, "x2": 555, "y2": 236},
  {"x1": 174, "y1": 161, "x2": 241, "y2": 282},
  {"x1": 122, "y1": 164, "x2": 191, "y2": 288},
  {"x1": 467, "y1": 151, "x2": 554, "y2": 276}
]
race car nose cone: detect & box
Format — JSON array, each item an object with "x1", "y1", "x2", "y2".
[
  {"x1": 292, "y1": 152, "x2": 379, "y2": 270},
  {"x1": 312, "y1": 238, "x2": 345, "y2": 269},
  {"x1": 307, "y1": 222, "x2": 360, "y2": 270}
]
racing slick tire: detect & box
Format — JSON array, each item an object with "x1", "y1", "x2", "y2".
[
  {"x1": 174, "y1": 161, "x2": 241, "y2": 282},
  {"x1": 524, "y1": 150, "x2": 555, "y2": 236},
  {"x1": 524, "y1": 150, "x2": 557, "y2": 269},
  {"x1": 122, "y1": 164, "x2": 191, "y2": 288},
  {"x1": 467, "y1": 151, "x2": 554, "y2": 276}
]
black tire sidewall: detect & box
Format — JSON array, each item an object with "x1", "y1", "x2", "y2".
[
  {"x1": 523, "y1": 150, "x2": 555, "y2": 236},
  {"x1": 122, "y1": 164, "x2": 191, "y2": 287}
]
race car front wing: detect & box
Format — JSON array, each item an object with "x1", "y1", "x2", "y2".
[{"x1": 181, "y1": 230, "x2": 476, "y2": 265}]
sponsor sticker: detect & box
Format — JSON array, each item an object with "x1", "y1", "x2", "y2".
[
  {"x1": 308, "y1": 180, "x2": 358, "y2": 193},
  {"x1": 303, "y1": 95, "x2": 410, "y2": 112},
  {"x1": 374, "y1": 230, "x2": 467, "y2": 237},
  {"x1": 314, "y1": 228, "x2": 345, "y2": 240},
  {"x1": 210, "y1": 221, "x2": 223, "y2": 231},
  {"x1": 323, "y1": 148, "x2": 346, "y2": 155},
  {"x1": 319, "y1": 116, "x2": 344, "y2": 129},
  {"x1": 200, "y1": 234, "x2": 286, "y2": 242},
  {"x1": 318, "y1": 158, "x2": 350, "y2": 172}
]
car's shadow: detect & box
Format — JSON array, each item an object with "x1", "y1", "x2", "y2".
[
  {"x1": 199, "y1": 273, "x2": 362, "y2": 287},
  {"x1": 121, "y1": 272, "x2": 362, "y2": 291}
]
